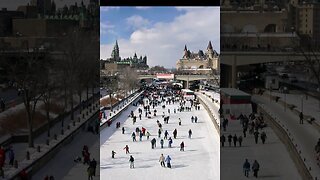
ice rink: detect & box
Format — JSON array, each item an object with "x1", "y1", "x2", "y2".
[{"x1": 100, "y1": 98, "x2": 220, "y2": 180}]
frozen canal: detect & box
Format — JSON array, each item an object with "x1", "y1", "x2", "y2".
[{"x1": 100, "y1": 98, "x2": 220, "y2": 180}]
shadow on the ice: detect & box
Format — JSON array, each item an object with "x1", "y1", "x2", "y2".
[
  {"x1": 257, "y1": 175, "x2": 281, "y2": 178},
  {"x1": 171, "y1": 164, "x2": 188, "y2": 169},
  {"x1": 100, "y1": 166, "x2": 113, "y2": 169},
  {"x1": 135, "y1": 165, "x2": 153, "y2": 169}
]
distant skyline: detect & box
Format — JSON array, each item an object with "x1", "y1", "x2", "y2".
[
  {"x1": 0, "y1": 0, "x2": 90, "y2": 10},
  {"x1": 100, "y1": 7, "x2": 220, "y2": 68}
]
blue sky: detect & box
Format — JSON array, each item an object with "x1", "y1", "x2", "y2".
[{"x1": 101, "y1": 7, "x2": 220, "y2": 68}]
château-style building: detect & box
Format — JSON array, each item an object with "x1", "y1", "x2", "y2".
[{"x1": 176, "y1": 41, "x2": 219, "y2": 75}]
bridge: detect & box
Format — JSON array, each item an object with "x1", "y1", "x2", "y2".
[
  {"x1": 138, "y1": 74, "x2": 218, "y2": 88},
  {"x1": 220, "y1": 51, "x2": 320, "y2": 88}
]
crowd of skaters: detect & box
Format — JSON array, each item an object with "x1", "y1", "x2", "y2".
[
  {"x1": 109, "y1": 86, "x2": 203, "y2": 169},
  {"x1": 220, "y1": 112, "x2": 267, "y2": 178},
  {"x1": 72, "y1": 145, "x2": 97, "y2": 180}
]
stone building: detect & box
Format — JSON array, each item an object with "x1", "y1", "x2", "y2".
[{"x1": 176, "y1": 41, "x2": 219, "y2": 75}]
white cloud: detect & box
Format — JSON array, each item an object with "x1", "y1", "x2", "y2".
[
  {"x1": 126, "y1": 15, "x2": 150, "y2": 30},
  {"x1": 135, "y1": 6, "x2": 152, "y2": 10},
  {"x1": 100, "y1": 21, "x2": 116, "y2": 35},
  {"x1": 101, "y1": 7, "x2": 220, "y2": 68}
]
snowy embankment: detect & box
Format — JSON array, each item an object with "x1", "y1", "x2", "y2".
[
  {"x1": 100, "y1": 91, "x2": 144, "y2": 127},
  {"x1": 100, "y1": 99, "x2": 220, "y2": 180},
  {"x1": 6, "y1": 101, "x2": 99, "y2": 179},
  {"x1": 196, "y1": 91, "x2": 220, "y2": 129}
]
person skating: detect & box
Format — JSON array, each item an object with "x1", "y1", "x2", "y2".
[
  {"x1": 180, "y1": 141, "x2": 185, "y2": 151},
  {"x1": 151, "y1": 138, "x2": 157, "y2": 149},
  {"x1": 146, "y1": 131, "x2": 151, "y2": 140},
  {"x1": 299, "y1": 112, "x2": 304, "y2": 124},
  {"x1": 122, "y1": 127, "x2": 125, "y2": 134},
  {"x1": 252, "y1": 160, "x2": 260, "y2": 178},
  {"x1": 168, "y1": 137, "x2": 173, "y2": 148},
  {"x1": 165, "y1": 155, "x2": 172, "y2": 168},
  {"x1": 178, "y1": 118, "x2": 181, "y2": 126},
  {"x1": 87, "y1": 166, "x2": 94, "y2": 180},
  {"x1": 159, "y1": 154, "x2": 165, "y2": 167},
  {"x1": 158, "y1": 128, "x2": 162, "y2": 138},
  {"x1": 173, "y1": 129, "x2": 178, "y2": 139},
  {"x1": 124, "y1": 145, "x2": 130, "y2": 154},
  {"x1": 160, "y1": 139, "x2": 164, "y2": 148},
  {"x1": 129, "y1": 155, "x2": 135, "y2": 169},
  {"x1": 90, "y1": 158, "x2": 97, "y2": 176},
  {"x1": 188, "y1": 129, "x2": 192, "y2": 138},
  {"x1": 139, "y1": 131, "x2": 143, "y2": 141},
  {"x1": 132, "y1": 132, "x2": 136, "y2": 142},
  {"x1": 238, "y1": 136, "x2": 243, "y2": 147},
  {"x1": 194, "y1": 116, "x2": 198, "y2": 123},
  {"x1": 139, "y1": 113, "x2": 142, "y2": 120},
  {"x1": 220, "y1": 134, "x2": 226, "y2": 147},
  {"x1": 233, "y1": 134, "x2": 238, "y2": 147},
  {"x1": 191, "y1": 116, "x2": 194, "y2": 123},
  {"x1": 261, "y1": 131, "x2": 267, "y2": 144},
  {"x1": 8, "y1": 146, "x2": 14, "y2": 166},
  {"x1": 228, "y1": 134, "x2": 232, "y2": 147},
  {"x1": 254, "y1": 131, "x2": 259, "y2": 144},
  {"x1": 164, "y1": 130, "x2": 169, "y2": 139},
  {"x1": 243, "y1": 159, "x2": 250, "y2": 177},
  {"x1": 111, "y1": 150, "x2": 116, "y2": 158}
]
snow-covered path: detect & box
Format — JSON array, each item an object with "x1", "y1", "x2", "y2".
[
  {"x1": 252, "y1": 94, "x2": 320, "y2": 179},
  {"x1": 100, "y1": 99, "x2": 220, "y2": 180}
]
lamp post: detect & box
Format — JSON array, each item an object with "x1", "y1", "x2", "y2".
[
  {"x1": 317, "y1": 87, "x2": 320, "y2": 112},
  {"x1": 269, "y1": 80, "x2": 272, "y2": 102},
  {"x1": 301, "y1": 95, "x2": 304, "y2": 114},
  {"x1": 284, "y1": 87, "x2": 287, "y2": 112}
]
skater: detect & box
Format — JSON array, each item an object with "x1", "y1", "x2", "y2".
[
  {"x1": 254, "y1": 131, "x2": 259, "y2": 144},
  {"x1": 111, "y1": 150, "x2": 116, "y2": 158},
  {"x1": 129, "y1": 155, "x2": 135, "y2": 169},
  {"x1": 194, "y1": 116, "x2": 198, "y2": 123},
  {"x1": 238, "y1": 136, "x2": 243, "y2": 147},
  {"x1": 151, "y1": 138, "x2": 157, "y2": 149},
  {"x1": 164, "y1": 130, "x2": 169, "y2": 139},
  {"x1": 261, "y1": 131, "x2": 267, "y2": 144},
  {"x1": 188, "y1": 129, "x2": 192, "y2": 138},
  {"x1": 299, "y1": 112, "x2": 304, "y2": 124},
  {"x1": 158, "y1": 128, "x2": 162, "y2": 138},
  {"x1": 252, "y1": 160, "x2": 260, "y2": 178},
  {"x1": 180, "y1": 141, "x2": 185, "y2": 151},
  {"x1": 139, "y1": 113, "x2": 142, "y2": 120},
  {"x1": 159, "y1": 154, "x2": 165, "y2": 167},
  {"x1": 139, "y1": 131, "x2": 143, "y2": 141},
  {"x1": 160, "y1": 139, "x2": 164, "y2": 148},
  {"x1": 220, "y1": 134, "x2": 226, "y2": 147},
  {"x1": 233, "y1": 134, "x2": 238, "y2": 147},
  {"x1": 90, "y1": 158, "x2": 97, "y2": 176},
  {"x1": 87, "y1": 166, "x2": 94, "y2": 180},
  {"x1": 174, "y1": 109, "x2": 176, "y2": 113},
  {"x1": 168, "y1": 137, "x2": 173, "y2": 148},
  {"x1": 173, "y1": 129, "x2": 178, "y2": 139},
  {"x1": 191, "y1": 116, "x2": 194, "y2": 123},
  {"x1": 146, "y1": 131, "x2": 151, "y2": 140},
  {"x1": 132, "y1": 132, "x2": 136, "y2": 142},
  {"x1": 243, "y1": 159, "x2": 250, "y2": 177},
  {"x1": 124, "y1": 145, "x2": 130, "y2": 154},
  {"x1": 122, "y1": 127, "x2": 125, "y2": 134},
  {"x1": 168, "y1": 109, "x2": 170, "y2": 114},
  {"x1": 8, "y1": 146, "x2": 14, "y2": 166},
  {"x1": 178, "y1": 118, "x2": 182, "y2": 126},
  {"x1": 228, "y1": 134, "x2": 232, "y2": 147},
  {"x1": 165, "y1": 155, "x2": 172, "y2": 168}
]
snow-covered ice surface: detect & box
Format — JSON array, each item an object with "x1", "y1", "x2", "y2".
[
  {"x1": 253, "y1": 94, "x2": 320, "y2": 179},
  {"x1": 100, "y1": 100, "x2": 220, "y2": 180}
]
